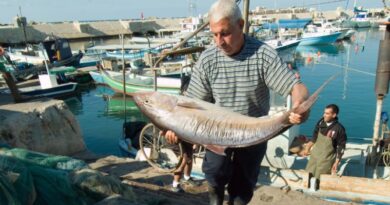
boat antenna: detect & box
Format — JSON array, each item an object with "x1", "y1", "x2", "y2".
[{"x1": 18, "y1": 6, "x2": 29, "y2": 52}]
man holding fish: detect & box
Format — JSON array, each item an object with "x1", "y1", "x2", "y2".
[{"x1": 162, "y1": 0, "x2": 310, "y2": 204}]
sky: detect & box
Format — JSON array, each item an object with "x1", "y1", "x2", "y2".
[{"x1": 0, "y1": 0, "x2": 385, "y2": 24}]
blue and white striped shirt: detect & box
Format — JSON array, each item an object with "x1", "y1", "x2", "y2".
[{"x1": 186, "y1": 35, "x2": 300, "y2": 117}]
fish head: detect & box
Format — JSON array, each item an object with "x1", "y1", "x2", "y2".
[{"x1": 131, "y1": 91, "x2": 177, "y2": 119}]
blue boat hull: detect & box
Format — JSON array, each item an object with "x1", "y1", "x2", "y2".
[{"x1": 299, "y1": 32, "x2": 341, "y2": 46}]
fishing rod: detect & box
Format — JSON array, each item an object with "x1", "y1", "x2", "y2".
[{"x1": 318, "y1": 60, "x2": 376, "y2": 76}]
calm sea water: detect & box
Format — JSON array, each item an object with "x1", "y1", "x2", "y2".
[{"x1": 64, "y1": 28, "x2": 390, "y2": 156}]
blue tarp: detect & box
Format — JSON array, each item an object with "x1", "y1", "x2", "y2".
[{"x1": 261, "y1": 18, "x2": 312, "y2": 30}]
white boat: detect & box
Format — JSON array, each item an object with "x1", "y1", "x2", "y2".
[
  {"x1": 3, "y1": 74, "x2": 77, "y2": 98},
  {"x1": 299, "y1": 25, "x2": 342, "y2": 46},
  {"x1": 265, "y1": 38, "x2": 300, "y2": 51},
  {"x1": 349, "y1": 7, "x2": 372, "y2": 28},
  {"x1": 341, "y1": 5, "x2": 372, "y2": 28},
  {"x1": 90, "y1": 70, "x2": 181, "y2": 95},
  {"x1": 128, "y1": 36, "x2": 181, "y2": 45},
  {"x1": 7, "y1": 38, "x2": 83, "y2": 67},
  {"x1": 19, "y1": 82, "x2": 77, "y2": 98},
  {"x1": 313, "y1": 20, "x2": 354, "y2": 40},
  {"x1": 7, "y1": 47, "x2": 46, "y2": 65}
]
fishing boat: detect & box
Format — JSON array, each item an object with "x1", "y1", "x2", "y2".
[
  {"x1": 312, "y1": 20, "x2": 354, "y2": 40},
  {"x1": 18, "y1": 81, "x2": 77, "y2": 98},
  {"x1": 104, "y1": 43, "x2": 173, "y2": 60},
  {"x1": 344, "y1": 7, "x2": 372, "y2": 28},
  {"x1": 8, "y1": 38, "x2": 83, "y2": 67},
  {"x1": 100, "y1": 70, "x2": 181, "y2": 95},
  {"x1": 265, "y1": 38, "x2": 300, "y2": 51},
  {"x1": 299, "y1": 25, "x2": 342, "y2": 46}
]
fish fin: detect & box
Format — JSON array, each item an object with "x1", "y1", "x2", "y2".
[
  {"x1": 204, "y1": 145, "x2": 227, "y2": 156},
  {"x1": 177, "y1": 100, "x2": 205, "y2": 110}
]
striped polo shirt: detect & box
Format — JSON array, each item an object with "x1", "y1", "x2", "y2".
[{"x1": 186, "y1": 35, "x2": 300, "y2": 117}]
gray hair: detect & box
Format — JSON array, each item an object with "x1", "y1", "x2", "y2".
[{"x1": 208, "y1": 0, "x2": 242, "y2": 24}]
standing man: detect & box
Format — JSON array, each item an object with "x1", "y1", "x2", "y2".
[
  {"x1": 170, "y1": 142, "x2": 200, "y2": 192},
  {"x1": 304, "y1": 104, "x2": 347, "y2": 182},
  {"x1": 164, "y1": 0, "x2": 309, "y2": 204}
]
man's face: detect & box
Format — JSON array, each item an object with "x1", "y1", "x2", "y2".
[
  {"x1": 210, "y1": 18, "x2": 244, "y2": 56},
  {"x1": 323, "y1": 108, "x2": 337, "y2": 123}
]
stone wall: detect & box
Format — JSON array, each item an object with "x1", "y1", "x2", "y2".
[{"x1": 0, "y1": 98, "x2": 86, "y2": 155}]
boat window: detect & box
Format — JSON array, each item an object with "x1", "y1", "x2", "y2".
[
  {"x1": 356, "y1": 14, "x2": 366, "y2": 18},
  {"x1": 63, "y1": 42, "x2": 70, "y2": 49}
]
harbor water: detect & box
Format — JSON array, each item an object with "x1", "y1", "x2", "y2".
[{"x1": 65, "y1": 28, "x2": 390, "y2": 156}]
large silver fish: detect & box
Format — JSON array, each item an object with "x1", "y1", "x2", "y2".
[{"x1": 131, "y1": 76, "x2": 335, "y2": 155}]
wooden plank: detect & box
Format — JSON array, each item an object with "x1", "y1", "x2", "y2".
[{"x1": 320, "y1": 174, "x2": 390, "y2": 197}]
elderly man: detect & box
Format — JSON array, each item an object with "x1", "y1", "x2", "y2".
[{"x1": 164, "y1": 0, "x2": 309, "y2": 204}]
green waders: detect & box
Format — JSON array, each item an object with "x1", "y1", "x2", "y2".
[{"x1": 305, "y1": 131, "x2": 336, "y2": 179}]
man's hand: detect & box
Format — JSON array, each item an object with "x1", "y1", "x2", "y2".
[
  {"x1": 289, "y1": 110, "x2": 310, "y2": 124},
  {"x1": 331, "y1": 159, "x2": 340, "y2": 175},
  {"x1": 302, "y1": 141, "x2": 313, "y2": 156},
  {"x1": 161, "y1": 130, "x2": 179, "y2": 144},
  {"x1": 302, "y1": 147, "x2": 310, "y2": 156},
  {"x1": 290, "y1": 83, "x2": 310, "y2": 124}
]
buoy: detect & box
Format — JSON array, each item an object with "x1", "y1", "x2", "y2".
[
  {"x1": 306, "y1": 57, "x2": 312, "y2": 64},
  {"x1": 355, "y1": 45, "x2": 359, "y2": 53}
]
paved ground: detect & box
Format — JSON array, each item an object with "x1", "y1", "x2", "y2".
[{"x1": 90, "y1": 156, "x2": 341, "y2": 205}]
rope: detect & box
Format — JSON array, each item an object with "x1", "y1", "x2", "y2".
[
  {"x1": 317, "y1": 60, "x2": 376, "y2": 76},
  {"x1": 383, "y1": 145, "x2": 390, "y2": 167}
]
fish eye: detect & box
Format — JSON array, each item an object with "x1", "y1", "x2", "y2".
[{"x1": 144, "y1": 98, "x2": 150, "y2": 104}]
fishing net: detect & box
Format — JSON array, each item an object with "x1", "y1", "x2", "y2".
[{"x1": 0, "y1": 145, "x2": 136, "y2": 205}]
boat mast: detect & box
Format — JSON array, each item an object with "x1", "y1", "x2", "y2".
[
  {"x1": 120, "y1": 34, "x2": 127, "y2": 120},
  {"x1": 242, "y1": 0, "x2": 250, "y2": 34},
  {"x1": 372, "y1": 24, "x2": 390, "y2": 148}
]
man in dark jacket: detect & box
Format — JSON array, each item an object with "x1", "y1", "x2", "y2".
[{"x1": 304, "y1": 104, "x2": 347, "y2": 180}]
